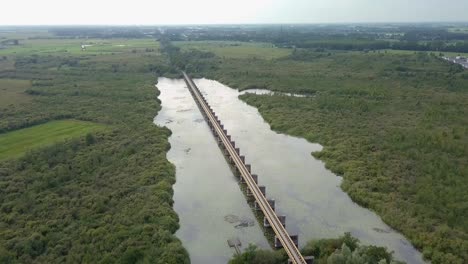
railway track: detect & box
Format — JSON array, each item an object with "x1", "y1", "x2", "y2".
[{"x1": 182, "y1": 72, "x2": 307, "y2": 264}]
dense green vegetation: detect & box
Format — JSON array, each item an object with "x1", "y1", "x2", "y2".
[
  {"x1": 0, "y1": 34, "x2": 188, "y2": 263},
  {"x1": 0, "y1": 120, "x2": 105, "y2": 160},
  {"x1": 2, "y1": 24, "x2": 467, "y2": 263},
  {"x1": 0, "y1": 79, "x2": 31, "y2": 107},
  {"x1": 163, "y1": 23, "x2": 468, "y2": 53},
  {"x1": 230, "y1": 233, "x2": 402, "y2": 264},
  {"x1": 163, "y1": 39, "x2": 468, "y2": 263}
]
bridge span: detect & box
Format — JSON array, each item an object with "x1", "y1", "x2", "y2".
[{"x1": 182, "y1": 72, "x2": 309, "y2": 264}]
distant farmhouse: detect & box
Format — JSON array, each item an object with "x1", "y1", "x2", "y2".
[
  {"x1": 80, "y1": 44, "x2": 93, "y2": 51},
  {"x1": 443, "y1": 56, "x2": 468, "y2": 69}
]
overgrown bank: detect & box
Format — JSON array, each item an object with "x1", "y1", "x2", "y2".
[{"x1": 230, "y1": 233, "x2": 403, "y2": 264}]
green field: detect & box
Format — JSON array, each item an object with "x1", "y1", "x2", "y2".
[
  {"x1": 0, "y1": 120, "x2": 105, "y2": 160},
  {"x1": 0, "y1": 38, "x2": 160, "y2": 55},
  {"x1": 174, "y1": 40, "x2": 291, "y2": 59}
]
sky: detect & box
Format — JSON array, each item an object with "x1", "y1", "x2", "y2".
[{"x1": 1, "y1": 0, "x2": 468, "y2": 25}]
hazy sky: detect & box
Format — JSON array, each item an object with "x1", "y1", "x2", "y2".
[{"x1": 1, "y1": 0, "x2": 468, "y2": 25}]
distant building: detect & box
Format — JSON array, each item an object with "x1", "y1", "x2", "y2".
[{"x1": 442, "y1": 56, "x2": 468, "y2": 69}]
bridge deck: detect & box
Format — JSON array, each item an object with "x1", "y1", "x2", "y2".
[{"x1": 182, "y1": 72, "x2": 307, "y2": 264}]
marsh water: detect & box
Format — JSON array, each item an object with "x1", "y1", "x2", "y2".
[{"x1": 154, "y1": 78, "x2": 425, "y2": 264}]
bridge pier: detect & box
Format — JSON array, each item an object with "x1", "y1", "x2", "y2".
[
  {"x1": 274, "y1": 236, "x2": 281, "y2": 248},
  {"x1": 263, "y1": 215, "x2": 285, "y2": 228},
  {"x1": 268, "y1": 198, "x2": 275, "y2": 210},
  {"x1": 275, "y1": 234, "x2": 298, "y2": 248},
  {"x1": 241, "y1": 173, "x2": 257, "y2": 184},
  {"x1": 252, "y1": 174, "x2": 258, "y2": 184},
  {"x1": 247, "y1": 185, "x2": 265, "y2": 197},
  {"x1": 255, "y1": 199, "x2": 274, "y2": 211},
  {"x1": 259, "y1": 185, "x2": 266, "y2": 196},
  {"x1": 278, "y1": 215, "x2": 286, "y2": 227}
]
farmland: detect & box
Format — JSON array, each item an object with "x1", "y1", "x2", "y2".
[
  {"x1": 0, "y1": 120, "x2": 105, "y2": 160},
  {"x1": 174, "y1": 41, "x2": 290, "y2": 59}
]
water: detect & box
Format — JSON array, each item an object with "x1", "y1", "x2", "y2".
[
  {"x1": 154, "y1": 78, "x2": 425, "y2": 264},
  {"x1": 154, "y1": 78, "x2": 269, "y2": 264}
]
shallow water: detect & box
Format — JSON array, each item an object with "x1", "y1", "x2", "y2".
[{"x1": 154, "y1": 78, "x2": 425, "y2": 264}]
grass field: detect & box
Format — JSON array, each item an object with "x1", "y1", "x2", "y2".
[
  {"x1": 0, "y1": 38, "x2": 160, "y2": 55},
  {"x1": 0, "y1": 120, "x2": 105, "y2": 160},
  {"x1": 174, "y1": 40, "x2": 291, "y2": 59},
  {"x1": 0, "y1": 79, "x2": 32, "y2": 107}
]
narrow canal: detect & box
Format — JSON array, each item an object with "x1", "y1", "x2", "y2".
[{"x1": 154, "y1": 77, "x2": 425, "y2": 264}]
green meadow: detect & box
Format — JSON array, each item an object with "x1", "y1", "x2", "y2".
[
  {"x1": 174, "y1": 40, "x2": 291, "y2": 59},
  {"x1": 0, "y1": 38, "x2": 160, "y2": 55},
  {"x1": 0, "y1": 120, "x2": 105, "y2": 160}
]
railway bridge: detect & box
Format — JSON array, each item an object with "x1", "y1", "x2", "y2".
[{"x1": 182, "y1": 72, "x2": 312, "y2": 264}]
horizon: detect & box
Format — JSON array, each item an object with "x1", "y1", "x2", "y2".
[
  {"x1": 2, "y1": 0, "x2": 468, "y2": 26},
  {"x1": 2, "y1": 21, "x2": 468, "y2": 27}
]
